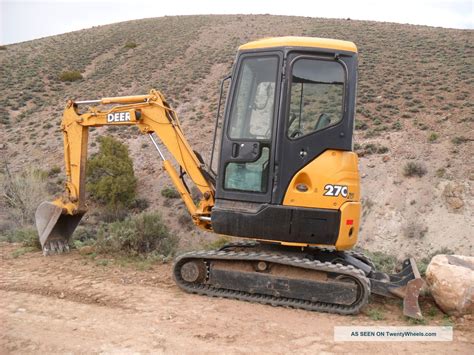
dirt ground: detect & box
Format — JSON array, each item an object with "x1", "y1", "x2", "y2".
[{"x1": 1, "y1": 243, "x2": 472, "y2": 354}]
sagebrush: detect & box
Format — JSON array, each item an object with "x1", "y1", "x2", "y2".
[
  {"x1": 403, "y1": 161, "x2": 427, "y2": 177},
  {"x1": 95, "y1": 212, "x2": 178, "y2": 258},
  {"x1": 0, "y1": 164, "x2": 50, "y2": 227},
  {"x1": 59, "y1": 70, "x2": 83, "y2": 82}
]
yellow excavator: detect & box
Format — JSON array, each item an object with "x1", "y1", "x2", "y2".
[{"x1": 35, "y1": 37, "x2": 424, "y2": 318}]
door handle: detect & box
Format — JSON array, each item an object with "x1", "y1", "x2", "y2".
[{"x1": 232, "y1": 143, "x2": 240, "y2": 158}]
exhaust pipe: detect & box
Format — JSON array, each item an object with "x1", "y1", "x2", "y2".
[{"x1": 35, "y1": 201, "x2": 85, "y2": 255}]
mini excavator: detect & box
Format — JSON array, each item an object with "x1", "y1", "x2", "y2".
[{"x1": 35, "y1": 37, "x2": 424, "y2": 318}]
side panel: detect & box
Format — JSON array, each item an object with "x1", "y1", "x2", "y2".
[
  {"x1": 212, "y1": 150, "x2": 360, "y2": 247},
  {"x1": 282, "y1": 150, "x2": 360, "y2": 210}
]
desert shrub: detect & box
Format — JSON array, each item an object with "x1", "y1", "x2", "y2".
[
  {"x1": 0, "y1": 164, "x2": 50, "y2": 227},
  {"x1": 435, "y1": 168, "x2": 446, "y2": 178},
  {"x1": 131, "y1": 198, "x2": 150, "y2": 212},
  {"x1": 124, "y1": 41, "x2": 138, "y2": 49},
  {"x1": 367, "y1": 307, "x2": 385, "y2": 321},
  {"x1": 451, "y1": 136, "x2": 469, "y2": 145},
  {"x1": 178, "y1": 212, "x2": 193, "y2": 231},
  {"x1": 0, "y1": 227, "x2": 41, "y2": 249},
  {"x1": 428, "y1": 132, "x2": 439, "y2": 142},
  {"x1": 87, "y1": 136, "x2": 137, "y2": 214},
  {"x1": 204, "y1": 236, "x2": 231, "y2": 250},
  {"x1": 392, "y1": 120, "x2": 402, "y2": 130},
  {"x1": 95, "y1": 212, "x2": 178, "y2": 258},
  {"x1": 161, "y1": 186, "x2": 180, "y2": 199},
  {"x1": 356, "y1": 143, "x2": 389, "y2": 156},
  {"x1": 0, "y1": 45, "x2": 7, "y2": 50},
  {"x1": 403, "y1": 161, "x2": 427, "y2": 177},
  {"x1": 355, "y1": 120, "x2": 368, "y2": 130},
  {"x1": 362, "y1": 250, "x2": 397, "y2": 273},
  {"x1": 48, "y1": 166, "x2": 61, "y2": 177},
  {"x1": 59, "y1": 70, "x2": 83, "y2": 82},
  {"x1": 70, "y1": 226, "x2": 97, "y2": 249},
  {"x1": 403, "y1": 221, "x2": 428, "y2": 239}
]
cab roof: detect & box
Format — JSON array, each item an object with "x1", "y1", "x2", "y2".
[{"x1": 239, "y1": 36, "x2": 357, "y2": 53}]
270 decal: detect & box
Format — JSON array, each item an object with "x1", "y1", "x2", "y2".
[{"x1": 323, "y1": 184, "x2": 348, "y2": 198}]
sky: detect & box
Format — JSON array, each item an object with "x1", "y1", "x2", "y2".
[{"x1": 1, "y1": 0, "x2": 473, "y2": 44}]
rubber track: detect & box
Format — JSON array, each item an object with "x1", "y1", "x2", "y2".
[
  {"x1": 173, "y1": 249, "x2": 370, "y2": 315},
  {"x1": 219, "y1": 241, "x2": 377, "y2": 271}
]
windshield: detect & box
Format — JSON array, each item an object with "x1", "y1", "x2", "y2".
[{"x1": 287, "y1": 58, "x2": 345, "y2": 139}]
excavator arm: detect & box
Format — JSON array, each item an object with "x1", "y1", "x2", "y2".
[{"x1": 35, "y1": 89, "x2": 214, "y2": 254}]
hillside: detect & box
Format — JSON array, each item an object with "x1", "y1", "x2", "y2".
[{"x1": 0, "y1": 15, "x2": 472, "y2": 258}]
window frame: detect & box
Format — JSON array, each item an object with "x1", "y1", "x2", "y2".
[
  {"x1": 225, "y1": 55, "x2": 280, "y2": 142},
  {"x1": 286, "y1": 55, "x2": 348, "y2": 141}
]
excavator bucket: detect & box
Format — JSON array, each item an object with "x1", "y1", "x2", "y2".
[{"x1": 35, "y1": 201, "x2": 84, "y2": 255}]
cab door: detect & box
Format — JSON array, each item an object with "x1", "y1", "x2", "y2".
[{"x1": 215, "y1": 53, "x2": 281, "y2": 203}]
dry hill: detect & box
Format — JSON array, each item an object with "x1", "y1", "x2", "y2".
[{"x1": 0, "y1": 15, "x2": 473, "y2": 259}]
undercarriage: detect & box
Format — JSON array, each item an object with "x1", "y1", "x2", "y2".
[{"x1": 173, "y1": 241, "x2": 424, "y2": 318}]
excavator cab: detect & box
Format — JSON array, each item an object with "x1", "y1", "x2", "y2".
[
  {"x1": 212, "y1": 38, "x2": 360, "y2": 250},
  {"x1": 35, "y1": 37, "x2": 424, "y2": 319}
]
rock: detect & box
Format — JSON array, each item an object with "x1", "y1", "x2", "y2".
[
  {"x1": 79, "y1": 245, "x2": 95, "y2": 255},
  {"x1": 382, "y1": 155, "x2": 390, "y2": 162},
  {"x1": 446, "y1": 197, "x2": 464, "y2": 209},
  {"x1": 426, "y1": 254, "x2": 474, "y2": 316},
  {"x1": 442, "y1": 183, "x2": 464, "y2": 210}
]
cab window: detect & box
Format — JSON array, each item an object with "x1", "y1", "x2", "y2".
[{"x1": 288, "y1": 58, "x2": 345, "y2": 139}]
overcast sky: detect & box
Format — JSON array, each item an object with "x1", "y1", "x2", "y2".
[{"x1": 1, "y1": 0, "x2": 472, "y2": 44}]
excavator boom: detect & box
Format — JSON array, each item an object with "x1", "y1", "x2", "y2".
[{"x1": 36, "y1": 90, "x2": 214, "y2": 254}]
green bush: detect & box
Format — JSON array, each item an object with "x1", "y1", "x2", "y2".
[
  {"x1": 59, "y1": 70, "x2": 83, "y2": 82},
  {"x1": 428, "y1": 132, "x2": 439, "y2": 142},
  {"x1": 355, "y1": 120, "x2": 368, "y2": 130},
  {"x1": 87, "y1": 136, "x2": 137, "y2": 213},
  {"x1": 204, "y1": 236, "x2": 231, "y2": 250},
  {"x1": 451, "y1": 136, "x2": 469, "y2": 145},
  {"x1": 124, "y1": 41, "x2": 138, "y2": 49},
  {"x1": 95, "y1": 212, "x2": 178, "y2": 258},
  {"x1": 403, "y1": 161, "x2": 427, "y2": 177},
  {"x1": 363, "y1": 250, "x2": 397, "y2": 273},
  {"x1": 392, "y1": 120, "x2": 402, "y2": 130},
  {"x1": 48, "y1": 166, "x2": 61, "y2": 177},
  {"x1": 0, "y1": 227, "x2": 41, "y2": 249},
  {"x1": 161, "y1": 186, "x2": 180, "y2": 199},
  {"x1": 355, "y1": 143, "x2": 389, "y2": 156}
]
